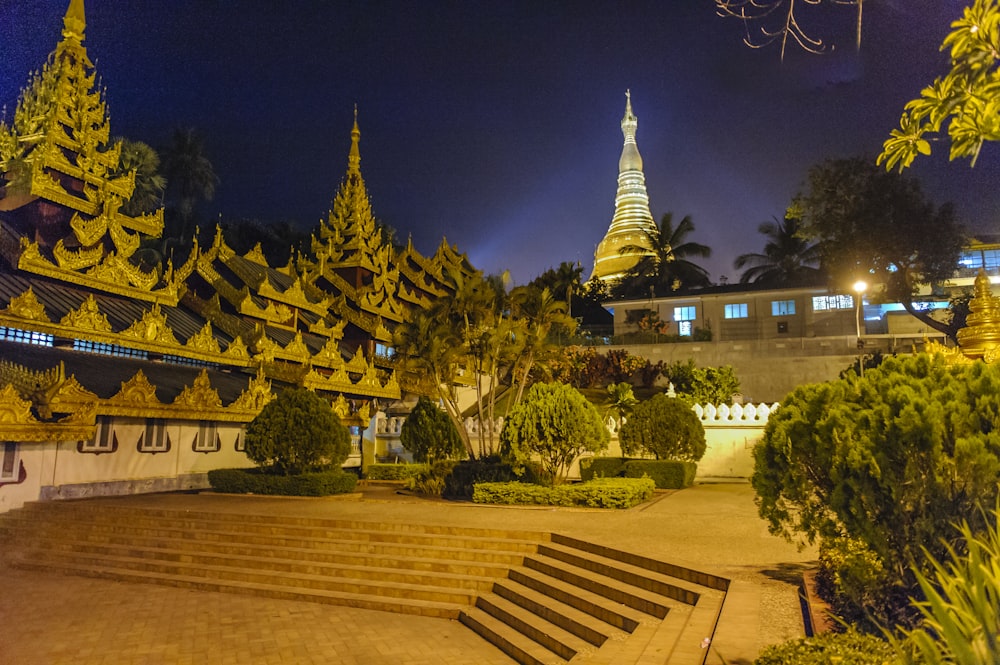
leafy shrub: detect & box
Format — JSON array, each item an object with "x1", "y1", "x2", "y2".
[
  {"x1": 500, "y1": 382, "x2": 610, "y2": 483},
  {"x1": 754, "y1": 629, "x2": 893, "y2": 665},
  {"x1": 442, "y1": 456, "x2": 550, "y2": 500},
  {"x1": 663, "y1": 359, "x2": 740, "y2": 404},
  {"x1": 207, "y1": 467, "x2": 357, "y2": 496},
  {"x1": 579, "y1": 457, "x2": 626, "y2": 480},
  {"x1": 244, "y1": 387, "x2": 351, "y2": 475},
  {"x1": 618, "y1": 393, "x2": 706, "y2": 461},
  {"x1": 753, "y1": 353, "x2": 1000, "y2": 627},
  {"x1": 405, "y1": 460, "x2": 458, "y2": 496},
  {"x1": 365, "y1": 463, "x2": 429, "y2": 481},
  {"x1": 399, "y1": 396, "x2": 464, "y2": 463},
  {"x1": 580, "y1": 457, "x2": 696, "y2": 489},
  {"x1": 815, "y1": 536, "x2": 897, "y2": 632},
  {"x1": 473, "y1": 477, "x2": 654, "y2": 509},
  {"x1": 622, "y1": 460, "x2": 696, "y2": 489}
]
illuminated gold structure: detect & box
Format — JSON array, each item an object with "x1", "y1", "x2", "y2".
[
  {"x1": 956, "y1": 269, "x2": 1000, "y2": 362},
  {"x1": 0, "y1": 1, "x2": 473, "y2": 509},
  {"x1": 589, "y1": 90, "x2": 659, "y2": 284}
]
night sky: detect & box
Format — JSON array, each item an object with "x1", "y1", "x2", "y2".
[{"x1": 2, "y1": 1, "x2": 997, "y2": 285}]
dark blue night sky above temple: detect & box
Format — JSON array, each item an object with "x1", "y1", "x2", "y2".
[{"x1": 2, "y1": 1, "x2": 997, "y2": 284}]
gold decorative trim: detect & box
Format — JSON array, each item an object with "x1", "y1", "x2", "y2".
[
  {"x1": 3, "y1": 287, "x2": 50, "y2": 323},
  {"x1": 173, "y1": 369, "x2": 222, "y2": 409},
  {"x1": 61, "y1": 295, "x2": 113, "y2": 333},
  {"x1": 120, "y1": 304, "x2": 178, "y2": 345},
  {"x1": 243, "y1": 243, "x2": 270, "y2": 267},
  {"x1": 0, "y1": 383, "x2": 38, "y2": 425},
  {"x1": 185, "y1": 322, "x2": 221, "y2": 355},
  {"x1": 229, "y1": 369, "x2": 275, "y2": 414}
]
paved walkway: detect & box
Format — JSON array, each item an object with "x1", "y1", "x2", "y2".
[{"x1": 0, "y1": 482, "x2": 816, "y2": 665}]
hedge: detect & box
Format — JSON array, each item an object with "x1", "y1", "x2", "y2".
[
  {"x1": 365, "y1": 463, "x2": 429, "y2": 481},
  {"x1": 472, "y1": 477, "x2": 654, "y2": 509},
  {"x1": 443, "y1": 457, "x2": 551, "y2": 500},
  {"x1": 753, "y1": 629, "x2": 892, "y2": 665},
  {"x1": 207, "y1": 468, "x2": 357, "y2": 496},
  {"x1": 580, "y1": 457, "x2": 697, "y2": 489}
]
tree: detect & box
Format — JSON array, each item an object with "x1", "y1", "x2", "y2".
[
  {"x1": 734, "y1": 214, "x2": 823, "y2": 286},
  {"x1": 663, "y1": 360, "x2": 741, "y2": 404},
  {"x1": 752, "y1": 353, "x2": 1000, "y2": 626},
  {"x1": 160, "y1": 128, "x2": 218, "y2": 249},
  {"x1": 614, "y1": 212, "x2": 712, "y2": 299},
  {"x1": 528, "y1": 261, "x2": 583, "y2": 309},
  {"x1": 244, "y1": 388, "x2": 351, "y2": 475},
  {"x1": 508, "y1": 285, "x2": 576, "y2": 406},
  {"x1": 605, "y1": 381, "x2": 638, "y2": 427},
  {"x1": 113, "y1": 138, "x2": 166, "y2": 217},
  {"x1": 880, "y1": 0, "x2": 1000, "y2": 171},
  {"x1": 715, "y1": 0, "x2": 866, "y2": 61},
  {"x1": 399, "y1": 397, "x2": 464, "y2": 463},
  {"x1": 500, "y1": 382, "x2": 609, "y2": 484},
  {"x1": 795, "y1": 156, "x2": 967, "y2": 339},
  {"x1": 618, "y1": 394, "x2": 706, "y2": 461}
]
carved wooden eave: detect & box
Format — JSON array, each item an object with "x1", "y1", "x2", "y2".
[
  {"x1": 16, "y1": 239, "x2": 183, "y2": 305},
  {"x1": 0, "y1": 288, "x2": 253, "y2": 369},
  {"x1": 0, "y1": 383, "x2": 96, "y2": 442},
  {"x1": 256, "y1": 276, "x2": 331, "y2": 317},
  {"x1": 102, "y1": 369, "x2": 272, "y2": 423},
  {"x1": 308, "y1": 316, "x2": 346, "y2": 341},
  {"x1": 242, "y1": 243, "x2": 270, "y2": 267}
]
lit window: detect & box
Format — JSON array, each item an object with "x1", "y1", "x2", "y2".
[
  {"x1": 193, "y1": 421, "x2": 219, "y2": 453},
  {"x1": 724, "y1": 303, "x2": 748, "y2": 319},
  {"x1": 0, "y1": 327, "x2": 53, "y2": 347},
  {"x1": 138, "y1": 419, "x2": 170, "y2": 454},
  {"x1": 673, "y1": 306, "x2": 696, "y2": 322},
  {"x1": 73, "y1": 339, "x2": 148, "y2": 360},
  {"x1": 375, "y1": 343, "x2": 393, "y2": 358},
  {"x1": 678, "y1": 321, "x2": 692, "y2": 337},
  {"x1": 812, "y1": 295, "x2": 854, "y2": 311},
  {"x1": 771, "y1": 300, "x2": 796, "y2": 316},
  {"x1": 984, "y1": 250, "x2": 1000, "y2": 272}
]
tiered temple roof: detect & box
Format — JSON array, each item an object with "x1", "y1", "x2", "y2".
[{"x1": 0, "y1": 0, "x2": 473, "y2": 437}]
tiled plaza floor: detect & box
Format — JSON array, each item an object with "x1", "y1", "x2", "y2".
[{"x1": 0, "y1": 482, "x2": 816, "y2": 665}]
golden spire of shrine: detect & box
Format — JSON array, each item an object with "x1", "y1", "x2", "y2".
[
  {"x1": 348, "y1": 104, "x2": 361, "y2": 176},
  {"x1": 589, "y1": 90, "x2": 658, "y2": 284},
  {"x1": 956, "y1": 269, "x2": 1000, "y2": 362},
  {"x1": 0, "y1": 0, "x2": 175, "y2": 303}
]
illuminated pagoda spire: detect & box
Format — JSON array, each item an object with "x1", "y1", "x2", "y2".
[
  {"x1": 0, "y1": 0, "x2": 172, "y2": 303},
  {"x1": 589, "y1": 90, "x2": 658, "y2": 284}
]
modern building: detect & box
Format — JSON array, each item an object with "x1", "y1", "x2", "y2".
[{"x1": 589, "y1": 91, "x2": 659, "y2": 284}]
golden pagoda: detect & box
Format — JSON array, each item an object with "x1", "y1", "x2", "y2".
[
  {"x1": 589, "y1": 90, "x2": 659, "y2": 284},
  {"x1": 956, "y1": 269, "x2": 1000, "y2": 362}
]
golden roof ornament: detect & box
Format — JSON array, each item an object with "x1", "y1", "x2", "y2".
[{"x1": 956, "y1": 269, "x2": 1000, "y2": 362}]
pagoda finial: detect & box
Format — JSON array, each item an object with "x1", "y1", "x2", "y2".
[
  {"x1": 621, "y1": 89, "x2": 638, "y2": 146},
  {"x1": 348, "y1": 106, "x2": 361, "y2": 175},
  {"x1": 63, "y1": 0, "x2": 86, "y2": 42}
]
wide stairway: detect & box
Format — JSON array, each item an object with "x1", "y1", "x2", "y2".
[{"x1": 0, "y1": 499, "x2": 728, "y2": 665}]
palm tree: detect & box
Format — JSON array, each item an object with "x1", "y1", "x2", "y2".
[
  {"x1": 734, "y1": 215, "x2": 823, "y2": 286},
  {"x1": 160, "y1": 128, "x2": 218, "y2": 249},
  {"x1": 508, "y1": 285, "x2": 577, "y2": 407},
  {"x1": 114, "y1": 138, "x2": 166, "y2": 216},
  {"x1": 615, "y1": 213, "x2": 712, "y2": 298}
]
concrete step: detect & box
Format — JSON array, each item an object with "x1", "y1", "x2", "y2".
[
  {"x1": 492, "y1": 578, "x2": 617, "y2": 647},
  {"x1": 475, "y1": 592, "x2": 595, "y2": 661},
  {"x1": 13, "y1": 559, "x2": 465, "y2": 618},
  {"x1": 460, "y1": 606, "x2": 564, "y2": 665}
]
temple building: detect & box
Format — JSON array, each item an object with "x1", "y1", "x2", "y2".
[
  {"x1": 0, "y1": 0, "x2": 472, "y2": 512},
  {"x1": 589, "y1": 91, "x2": 659, "y2": 284}
]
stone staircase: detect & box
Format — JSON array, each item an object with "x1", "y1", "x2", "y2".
[{"x1": 0, "y1": 500, "x2": 728, "y2": 665}]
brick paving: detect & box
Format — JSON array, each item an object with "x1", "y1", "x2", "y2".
[{"x1": 0, "y1": 482, "x2": 816, "y2": 665}]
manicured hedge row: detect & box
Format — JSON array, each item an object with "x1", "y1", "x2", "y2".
[
  {"x1": 472, "y1": 477, "x2": 654, "y2": 509},
  {"x1": 754, "y1": 629, "x2": 892, "y2": 664},
  {"x1": 580, "y1": 457, "x2": 697, "y2": 489},
  {"x1": 365, "y1": 463, "x2": 429, "y2": 481},
  {"x1": 207, "y1": 468, "x2": 357, "y2": 496},
  {"x1": 443, "y1": 458, "x2": 550, "y2": 499}
]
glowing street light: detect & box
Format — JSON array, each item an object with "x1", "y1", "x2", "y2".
[{"x1": 853, "y1": 280, "x2": 867, "y2": 377}]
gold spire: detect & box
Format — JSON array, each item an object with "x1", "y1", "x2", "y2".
[
  {"x1": 348, "y1": 105, "x2": 361, "y2": 176},
  {"x1": 956, "y1": 269, "x2": 1000, "y2": 361},
  {"x1": 62, "y1": 0, "x2": 86, "y2": 42},
  {"x1": 589, "y1": 90, "x2": 658, "y2": 284}
]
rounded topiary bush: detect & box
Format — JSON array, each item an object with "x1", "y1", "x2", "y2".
[
  {"x1": 245, "y1": 387, "x2": 351, "y2": 475},
  {"x1": 399, "y1": 396, "x2": 464, "y2": 463},
  {"x1": 618, "y1": 393, "x2": 705, "y2": 461}
]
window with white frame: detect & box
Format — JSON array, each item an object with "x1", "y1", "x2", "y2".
[
  {"x1": 724, "y1": 303, "x2": 748, "y2": 319},
  {"x1": 193, "y1": 421, "x2": 220, "y2": 453},
  {"x1": 138, "y1": 419, "x2": 170, "y2": 454},
  {"x1": 1, "y1": 441, "x2": 21, "y2": 483},
  {"x1": 673, "y1": 306, "x2": 696, "y2": 337},
  {"x1": 771, "y1": 300, "x2": 796, "y2": 316},
  {"x1": 79, "y1": 416, "x2": 117, "y2": 454},
  {"x1": 812, "y1": 295, "x2": 854, "y2": 311}
]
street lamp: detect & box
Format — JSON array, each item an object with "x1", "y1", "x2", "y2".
[{"x1": 853, "y1": 280, "x2": 867, "y2": 376}]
